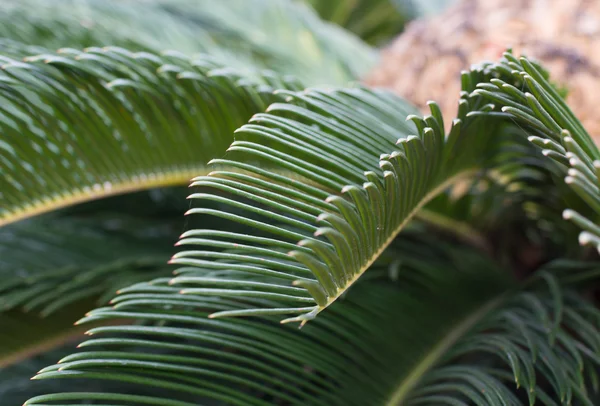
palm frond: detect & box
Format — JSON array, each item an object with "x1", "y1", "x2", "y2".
[
  {"x1": 0, "y1": 185, "x2": 270, "y2": 363},
  {"x1": 160, "y1": 81, "x2": 504, "y2": 325},
  {"x1": 0, "y1": 214, "x2": 176, "y2": 316},
  {"x1": 0, "y1": 182, "x2": 301, "y2": 319},
  {"x1": 461, "y1": 52, "x2": 600, "y2": 255},
  {"x1": 0, "y1": 42, "x2": 296, "y2": 226},
  {"x1": 24, "y1": 235, "x2": 600, "y2": 405},
  {"x1": 402, "y1": 269, "x2": 600, "y2": 406},
  {"x1": 0, "y1": 208, "x2": 182, "y2": 367},
  {"x1": 9, "y1": 44, "x2": 600, "y2": 405},
  {"x1": 0, "y1": 0, "x2": 375, "y2": 85},
  {"x1": 422, "y1": 125, "x2": 580, "y2": 269}
]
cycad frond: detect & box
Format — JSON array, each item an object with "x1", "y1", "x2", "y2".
[
  {"x1": 422, "y1": 126, "x2": 580, "y2": 267},
  {"x1": 165, "y1": 84, "x2": 500, "y2": 324},
  {"x1": 0, "y1": 214, "x2": 176, "y2": 316},
  {"x1": 462, "y1": 52, "x2": 600, "y2": 254},
  {"x1": 0, "y1": 43, "x2": 293, "y2": 226},
  {"x1": 0, "y1": 0, "x2": 375, "y2": 85},
  {"x1": 402, "y1": 275, "x2": 600, "y2": 406},
  {"x1": 0, "y1": 208, "x2": 185, "y2": 367},
  {"x1": 25, "y1": 236, "x2": 600, "y2": 405},
  {"x1": 0, "y1": 183, "x2": 286, "y2": 320}
]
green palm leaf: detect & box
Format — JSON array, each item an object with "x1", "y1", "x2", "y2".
[
  {"x1": 462, "y1": 52, "x2": 600, "y2": 254},
  {"x1": 1, "y1": 5, "x2": 599, "y2": 400},
  {"x1": 422, "y1": 127, "x2": 579, "y2": 266},
  {"x1": 0, "y1": 0, "x2": 376, "y2": 85},
  {"x1": 0, "y1": 207, "x2": 183, "y2": 367},
  {"x1": 403, "y1": 275, "x2": 600, "y2": 406},
  {"x1": 24, "y1": 235, "x2": 600, "y2": 405},
  {"x1": 0, "y1": 42, "x2": 296, "y2": 226},
  {"x1": 163, "y1": 81, "x2": 499, "y2": 324},
  {"x1": 0, "y1": 29, "x2": 371, "y2": 368},
  {"x1": 0, "y1": 187, "x2": 272, "y2": 365},
  {"x1": 0, "y1": 40, "x2": 295, "y2": 366},
  {"x1": 0, "y1": 214, "x2": 176, "y2": 316}
]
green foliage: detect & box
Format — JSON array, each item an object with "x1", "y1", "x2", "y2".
[
  {"x1": 306, "y1": 0, "x2": 410, "y2": 45},
  {"x1": 423, "y1": 126, "x2": 580, "y2": 268},
  {"x1": 0, "y1": 214, "x2": 175, "y2": 315},
  {"x1": 406, "y1": 269, "x2": 600, "y2": 406},
  {"x1": 461, "y1": 53, "x2": 600, "y2": 256},
  {"x1": 26, "y1": 236, "x2": 512, "y2": 405},
  {"x1": 22, "y1": 235, "x2": 600, "y2": 406},
  {"x1": 1, "y1": 1, "x2": 600, "y2": 405},
  {"x1": 0, "y1": 0, "x2": 376, "y2": 85},
  {"x1": 0, "y1": 0, "x2": 379, "y2": 330},
  {"x1": 305, "y1": 0, "x2": 455, "y2": 45},
  {"x1": 165, "y1": 84, "x2": 499, "y2": 325},
  {"x1": 14, "y1": 46, "x2": 600, "y2": 404},
  {"x1": 0, "y1": 41, "x2": 294, "y2": 226}
]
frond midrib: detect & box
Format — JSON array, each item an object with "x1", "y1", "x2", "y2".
[
  {"x1": 311, "y1": 169, "x2": 479, "y2": 323},
  {"x1": 0, "y1": 167, "x2": 324, "y2": 226},
  {"x1": 0, "y1": 169, "x2": 200, "y2": 227},
  {"x1": 386, "y1": 294, "x2": 506, "y2": 405}
]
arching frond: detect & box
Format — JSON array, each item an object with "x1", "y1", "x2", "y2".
[
  {"x1": 4, "y1": 29, "x2": 600, "y2": 406},
  {"x1": 0, "y1": 0, "x2": 375, "y2": 85},
  {"x1": 401, "y1": 270, "x2": 600, "y2": 406},
  {"x1": 162, "y1": 82, "x2": 503, "y2": 325},
  {"x1": 0, "y1": 43, "x2": 295, "y2": 225},
  {"x1": 461, "y1": 52, "x2": 600, "y2": 255},
  {"x1": 24, "y1": 236, "x2": 600, "y2": 405},
  {"x1": 0, "y1": 214, "x2": 176, "y2": 316},
  {"x1": 0, "y1": 183, "x2": 304, "y2": 319},
  {"x1": 422, "y1": 125, "x2": 580, "y2": 268},
  {"x1": 0, "y1": 185, "x2": 271, "y2": 364}
]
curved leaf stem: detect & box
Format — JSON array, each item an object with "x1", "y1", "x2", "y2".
[
  {"x1": 386, "y1": 294, "x2": 505, "y2": 405},
  {"x1": 309, "y1": 170, "x2": 479, "y2": 324},
  {"x1": 0, "y1": 170, "x2": 201, "y2": 227}
]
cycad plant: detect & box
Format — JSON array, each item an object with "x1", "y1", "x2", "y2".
[{"x1": 2, "y1": 0, "x2": 600, "y2": 405}]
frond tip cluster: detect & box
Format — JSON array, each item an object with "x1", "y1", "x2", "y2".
[{"x1": 464, "y1": 52, "x2": 600, "y2": 255}]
